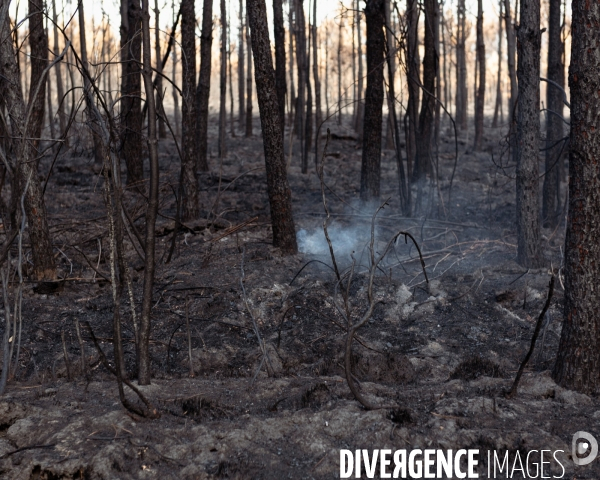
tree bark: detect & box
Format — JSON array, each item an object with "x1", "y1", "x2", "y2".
[
  {"x1": 0, "y1": 10, "x2": 56, "y2": 281},
  {"x1": 354, "y1": 0, "x2": 364, "y2": 137},
  {"x1": 542, "y1": 0, "x2": 564, "y2": 228},
  {"x1": 247, "y1": 0, "x2": 297, "y2": 254},
  {"x1": 52, "y1": 0, "x2": 67, "y2": 146},
  {"x1": 138, "y1": 0, "x2": 160, "y2": 385},
  {"x1": 218, "y1": 0, "x2": 227, "y2": 159},
  {"x1": 473, "y1": 0, "x2": 485, "y2": 151},
  {"x1": 414, "y1": 0, "x2": 437, "y2": 181},
  {"x1": 360, "y1": 0, "x2": 385, "y2": 202},
  {"x1": 196, "y1": 0, "x2": 213, "y2": 171},
  {"x1": 181, "y1": 0, "x2": 200, "y2": 220},
  {"x1": 154, "y1": 0, "x2": 166, "y2": 138},
  {"x1": 28, "y1": 0, "x2": 47, "y2": 155},
  {"x1": 553, "y1": 0, "x2": 600, "y2": 395},
  {"x1": 515, "y1": 0, "x2": 543, "y2": 268},
  {"x1": 294, "y1": 0, "x2": 306, "y2": 159},
  {"x1": 121, "y1": 0, "x2": 144, "y2": 186},
  {"x1": 312, "y1": 0, "x2": 322, "y2": 162},
  {"x1": 273, "y1": 0, "x2": 286, "y2": 137},
  {"x1": 337, "y1": 13, "x2": 343, "y2": 125}
]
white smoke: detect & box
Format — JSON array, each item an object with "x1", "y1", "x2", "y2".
[{"x1": 296, "y1": 224, "x2": 371, "y2": 261}]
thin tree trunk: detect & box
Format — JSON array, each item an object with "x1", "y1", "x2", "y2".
[
  {"x1": 0, "y1": 8, "x2": 56, "y2": 281},
  {"x1": 273, "y1": 0, "x2": 286, "y2": 138},
  {"x1": 172, "y1": 1, "x2": 181, "y2": 139},
  {"x1": 228, "y1": 4, "x2": 235, "y2": 137},
  {"x1": 138, "y1": 0, "x2": 160, "y2": 385},
  {"x1": 553, "y1": 0, "x2": 600, "y2": 395},
  {"x1": 196, "y1": 0, "x2": 213, "y2": 171},
  {"x1": 46, "y1": 75, "x2": 56, "y2": 143},
  {"x1": 181, "y1": 0, "x2": 200, "y2": 220},
  {"x1": 294, "y1": 0, "x2": 306, "y2": 154},
  {"x1": 515, "y1": 0, "x2": 543, "y2": 268},
  {"x1": 337, "y1": 12, "x2": 343, "y2": 125},
  {"x1": 218, "y1": 0, "x2": 227, "y2": 159},
  {"x1": 155, "y1": 0, "x2": 166, "y2": 138},
  {"x1": 503, "y1": 0, "x2": 517, "y2": 123},
  {"x1": 406, "y1": 0, "x2": 419, "y2": 183},
  {"x1": 288, "y1": 1, "x2": 296, "y2": 126},
  {"x1": 492, "y1": 0, "x2": 503, "y2": 128},
  {"x1": 121, "y1": 0, "x2": 144, "y2": 186},
  {"x1": 542, "y1": 0, "x2": 564, "y2": 228},
  {"x1": 355, "y1": 0, "x2": 364, "y2": 137},
  {"x1": 238, "y1": 0, "x2": 245, "y2": 128},
  {"x1": 455, "y1": 0, "x2": 467, "y2": 130},
  {"x1": 414, "y1": 0, "x2": 437, "y2": 181},
  {"x1": 303, "y1": 14, "x2": 312, "y2": 174},
  {"x1": 245, "y1": 12, "x2": 253, "y2": 137},
  {"x1": 312, "y1": 0, "x2": 322, "y2": 163},
  {"x1": 247, "y1": 0, "x2": 297, "y2": 254},
  {"x1": 52, "y1": 0, "x2": 67, "y2": 146},
  {"x1": 473, "y1": 0, "x2": 485, "y2": 151},
  {"x1": 360, "y1": 0, "x2": 385, "y2": 202}
]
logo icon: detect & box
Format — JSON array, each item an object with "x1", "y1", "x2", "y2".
[{"x1": 572, "y1": 431, "x2": 598, "y2": 466}]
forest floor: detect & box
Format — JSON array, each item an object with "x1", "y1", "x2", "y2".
[{"x1": 0, "y1": 116, "x2": 599, "y2": 479}]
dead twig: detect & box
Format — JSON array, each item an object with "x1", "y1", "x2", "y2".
[{"x1": 506, "y1": 275, "x2": 555, "y2": 399}]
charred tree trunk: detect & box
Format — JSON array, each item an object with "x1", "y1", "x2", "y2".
[
  {"x1": 0, "y1": 9, "x2": 56, "y2": 281},
  {"x1": 354, "y1": 0, "x2": 364, "y2": 137},
  {"x1": 303, "y1": 25, "x2": 312, "y2": 175},
  {"x1": 542, "y1": 0, "x2": 564, "y2": 228},
  {"x1": 312, "y1": 0, "x2": 322, "y2": 163},
  {"x1": 247, "y1": 0, "x2": 297, "y2": 254},
  {"x1": 245, "y1": 11, "x2": 253, "y2": 137},
  {"x1": 503, "y1": 0, "x2": 517, "y2": 123},
  {"x1": 196, "y1": 0, "x2": 213, "y2": 171},
  {"x1": 171, "y1": 11, "x2": 181, "y2": 139},
  {"x1": 294, "y1": 0, "x2": 307, "y2": 162},
  {"x1": 515, "y1": 0, "x2": 543, "y2": 268},
  {"x1": 337, "y1": 14, "x2": 343, "y2": 125},
  {"x1": 288, "y1": 1, "x2": 296, "y2": 126},
  {"x1": 218, "y1": 0, "x2": 227, "y2": 159},
  {"x1": 154, "y1": 0, "x2": 166, "y2": 138},
  {"x1": 414, "y1": 0, "x2": 437, "y2": 181},
  {"x1": 553, "y1": 0, "x2": 600, "y2": 395},
  {"x1": 138, "y1": 0, "x2": 160, "y2": 385},
  {"x1": 492, "y1": 0, "x2": 503, "y2": 128},
  {"x1": 360, "y1": 0, "x2": 385, "y2": 202},
  {"x1": 238, "y1": 0, "x2": 245, "y2": 128},
  {"x1": 28, "y1": 0, "x2": 47, "y2": 155},
  {"x1": 52, "y1": 0, "x2": 67, "y2": 146},
  {"x1": 181, "y1": 0, "x2": 200, "y2": 220},
  {"x1": 273, "y1": 0, "x2": 286, "y2": 138},
  {"x1": 473, "y1": 0, "x2": 485, "y2": 151},
  {"x1": 405, "y1": 0, "x2": 420, "y2": 183},
  {"x1": 455, "y1": 0, "x2": 467, "y2": 130},
  {"x1": 121, "y1": 0, "x2": 144, "y2": 186}
]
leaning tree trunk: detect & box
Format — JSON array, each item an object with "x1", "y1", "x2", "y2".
[
  {"x1": 121, "y1": 0, "x2": 144, "y2": 186},
  {"x1": 473, "y1": 0, "x2": 485, "y2": 151},
  {"x1": 218, "y1": 0, "x2": 227, "y2": 159},
  {"x1": 273, "y1": 0, "x2": 286, "y2": 138},
  {"x1": 0, "y1": 8, "x2": 56, "y2": 281},
  {"x1": 246, "y1": 0, "x2": 297, "y2": 254},
  {"x1": 196, "y1": 0, "x2": 213, "y2": 171},
  {"x1": 552, "y1": 0, "x2": 600, "y2": 395},
  {"x1": 359, "y1": 0, "x2": 385, "y2": 202},
  {"x1": 181, "y1": 0, "x2": 200, "y2": 220},
  {"x1": 414, "y1": 0, "x2": 437, "y2": 181},
  {"x1": 542, "y1": 0, "x2": 564, "y2": 229},
  {"x1": 515, "y1": 0, "x2": 543, "y2": 268}
]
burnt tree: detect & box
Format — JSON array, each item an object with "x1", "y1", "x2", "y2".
[
  {"x1": 120, "y1": 0, "x2": 144, "y2": 186},
  {"x1": 247, "y1": 0, "x2": 297, "y2": 254},
  {"x1": 405, "y1": 0, "x2": 419, "y2": 182},
  {"x1": 181, "y1": 0, "x2": 200, "y2": 220},
  {"x1": 515, "y1": 0, "x2": 543, "y2": 267},
  {"x1": 455, "y1": 0, "x2": 467, "y2": 130},
  {"x1": 196, "y1": 0, "x2": 213, "y2": 171},
  {"x1": 218, "y1": 0, "x2": 227, "y2": 159},
  {"x1": 238, "y1": 0, "x2": 245, "y2": 128},
  {"x1": 273, "y1": 0, "x2": 286, "y2": 137},
  {"x1": 542, "y1": 0, "x2": 565, "y2": 228},
  {"x1": 553, "y1": 0, "x2": 600, "y2": 395},
  {"x1": 359, "y1": 0, "x2": 385, "y2": 202},
  {"x1": 473, "y1": 0, "x2": 485, "y2": 151}
]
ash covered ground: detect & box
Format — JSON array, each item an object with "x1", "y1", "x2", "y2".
[{"x1": 0, "y1": 117, "x2": 598, "y2": 479}]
